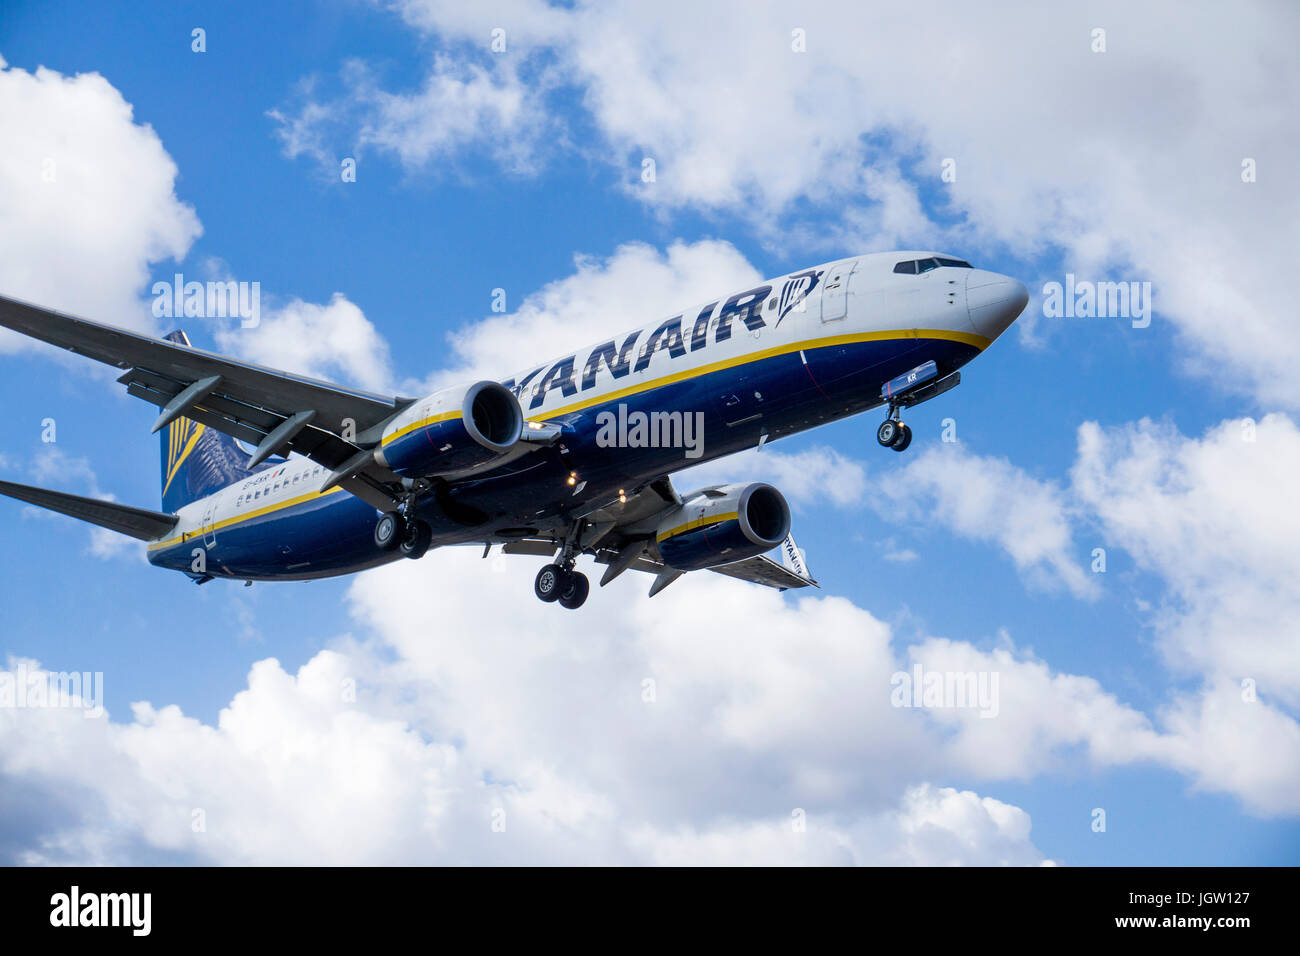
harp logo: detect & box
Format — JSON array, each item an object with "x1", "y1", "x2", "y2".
[
  {"x1": 776, "y1": 269, "x2": 822, "y2": 326},
  {"x1": 164, "y1": 417, "x2": 204, "y2": 495}
]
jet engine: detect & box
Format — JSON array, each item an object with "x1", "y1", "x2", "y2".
[
  {"x1": 655, "y1": 482, "x2": 791, "y2": 572},
  {"x1": 377, "y1": 380, "x2": 524, "y2": 478}
]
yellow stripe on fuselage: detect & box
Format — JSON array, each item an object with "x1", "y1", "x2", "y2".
[
  {"x1": 533, "y1": 327, "x2": 985, "y2": 424},
  {"x1": 147, "y1": 484, "x2": 347, "y2": 552},
  {"x1": 381, "y1": 327, "x2": 987, "y2": 444}
]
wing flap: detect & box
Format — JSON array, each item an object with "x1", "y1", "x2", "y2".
[
  {"x1": 0, "y1": 479, "x2": 178, "y2": 541},
  {"x1": 708, "y1": 553, "x2": 819, "y2": 590}
]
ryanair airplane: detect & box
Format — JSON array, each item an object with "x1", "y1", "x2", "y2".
[{"x1": 0, "y1": 253, "x2": 1027, "y2": 609}]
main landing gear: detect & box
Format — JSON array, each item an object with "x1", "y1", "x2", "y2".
[
  {"x1": 534, "y1": 522, "x2": 591, "y2": 609},
  {"x1": 374, "y1": 510, "x2": 433, "y2": 559},
  {"x1": 876, "y1": 406, "x2": 912, "y2": 453},
  {"x1": 534, "y1": 563, "x2": 590, "y2": 610}
]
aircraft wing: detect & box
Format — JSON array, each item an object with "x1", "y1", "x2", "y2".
[
  {"x1": 0, "y1": 479, "x2": 178, "y2": 541},
  {"x1": 497, "y1": 476, "x2": 818, "y2": 594},
  {"x1": 0, "y1": 294, "x2": 412, "y2": 510},
  {"x1": 708, "y1": 551, "x2": 819, "y2": 590},
  {"x1": 500, "y1": 534, "x2": 818, "y2": 592}
]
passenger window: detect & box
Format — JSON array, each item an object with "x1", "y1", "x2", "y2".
[{"x1": 893, "y1": 260, "x2": 917, "y2": 274}]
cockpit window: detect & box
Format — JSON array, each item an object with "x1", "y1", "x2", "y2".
[{"x1": 895, "y1": 256, "x2": 972, "y2": 274}]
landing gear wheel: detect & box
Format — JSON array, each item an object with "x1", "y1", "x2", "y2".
[
  {"x1": 558, "y1": 572, "x2": 590, "y2": 610},
  {"x1": 890, "y1": 423, "x2": 913, "y2": 452},
  {"x1": 534, "y1": 563, "x2": 566, "y2": 603},
  {"x1": 398, "y1": 519, "x2": 433, "y2": 559},
  {"x1": 374, "y1": 512, "x2": 405, "y2": 551},
  {"x1": 877, "y1": 419, "x2": 901, "y2": 448}
]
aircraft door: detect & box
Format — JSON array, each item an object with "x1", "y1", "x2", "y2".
[
  {"x1": 820, "y1": 258, "x2": 858, "y2": 322},
  {"x1": 201, "y1": 491, "x2": 222, "y2": 548}
]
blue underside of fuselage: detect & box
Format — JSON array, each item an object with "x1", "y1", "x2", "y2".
[{"x1": 149, "y1": 335, "x2": 980, "y2": 580}]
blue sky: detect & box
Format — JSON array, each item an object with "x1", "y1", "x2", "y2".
[{"x1": 0, "y1": 1, "x2": 1297, "y2": 865}]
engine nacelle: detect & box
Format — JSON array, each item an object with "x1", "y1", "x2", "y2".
[
  {"x1": 656, "y1": 482, "x2": 791, "y2": 572},
  {"x1": 377, "y1": 381, "x2": 524, "y2": 479}
]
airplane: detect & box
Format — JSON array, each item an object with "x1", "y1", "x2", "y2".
[{"x1": 0, "y1": 252, "x2": 1028, "y2": 609}]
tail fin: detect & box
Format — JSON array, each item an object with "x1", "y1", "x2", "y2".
[{"x1": 159, "y1": 330, "x2": 265, "y2": 512}]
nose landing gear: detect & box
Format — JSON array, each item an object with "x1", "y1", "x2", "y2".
[
  {"x1": 875, "y1": 360, "x2": 965, "y2": 454},
  {"x1": 876, "y1": 408, "x2": 913, "y2": 452}
]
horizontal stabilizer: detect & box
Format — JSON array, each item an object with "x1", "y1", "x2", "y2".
[{"x1": 0, "y1": 479, "x2": 178, "y2": 541}]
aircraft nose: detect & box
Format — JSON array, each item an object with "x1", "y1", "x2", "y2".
[{"x1": 966, "y1": 270, "x2": 1029, "y2": 342}]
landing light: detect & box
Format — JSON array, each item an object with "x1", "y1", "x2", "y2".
[{"x1": 567, "y1": 472, "x2": 578, "y2": 486}]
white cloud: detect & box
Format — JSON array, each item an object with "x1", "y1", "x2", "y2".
[
  {"x1": 905, "y1": 637, "x2": 1170, "y2": 781},
  {"x1": 631, "y1": 785, "x2": 1055, "y2": 866},
  {"x1": 0, "y1": 631, "x2": 1056, "y2": 865},
  {"x1": 1071, "y1": 413, "x2": 1300, "y2": 705},
  {"x1": 17, "y1": 447, "x2": 135, "y2": 561},
  {"x1": 270, "y1": 55, "x2": 549, "y2": 177},
  {"x1": 0, "y1": 62, "x2": 395, "y2": 401},
  {"x1": 6, "y1": 527, "x2": 1297, "y2": 864},
  {"x1": 0, "y1": 58, "x2": 200, "y2": 341},
  {"x1": 883, "y1": 546, "x2": 919, "y2": 564},
  {"x1": 214, "y1": 293, "x2": 395, "y2": 393},
  {"x1": 426, "y1": 239, "x2": 761, "y2": 390},
  {"x1": 307, "y1": 2, "x2": 1300, "y2": 410},
  {"x1": 888, "y1": 783, "x2": 1056, "y2": 867},
  {"x1": 1157, "y1": 679, "x2": 1300, "y2": 817},
  {"x1": 875, "y1": 443, "x2": 1097, "y2": 599}
]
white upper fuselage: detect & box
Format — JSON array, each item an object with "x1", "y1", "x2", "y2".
[{"x1": 381, "y1": 251, "x2": 1025, "y2": 436}]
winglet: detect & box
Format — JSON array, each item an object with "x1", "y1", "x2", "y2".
[{"x1": 779, "y1": 533, "x2": 812, "y2": 580}]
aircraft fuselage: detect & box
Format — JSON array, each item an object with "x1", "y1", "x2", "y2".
[{"x1": 145, "y1": 251, "x2": 1028, "y2": 581}]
